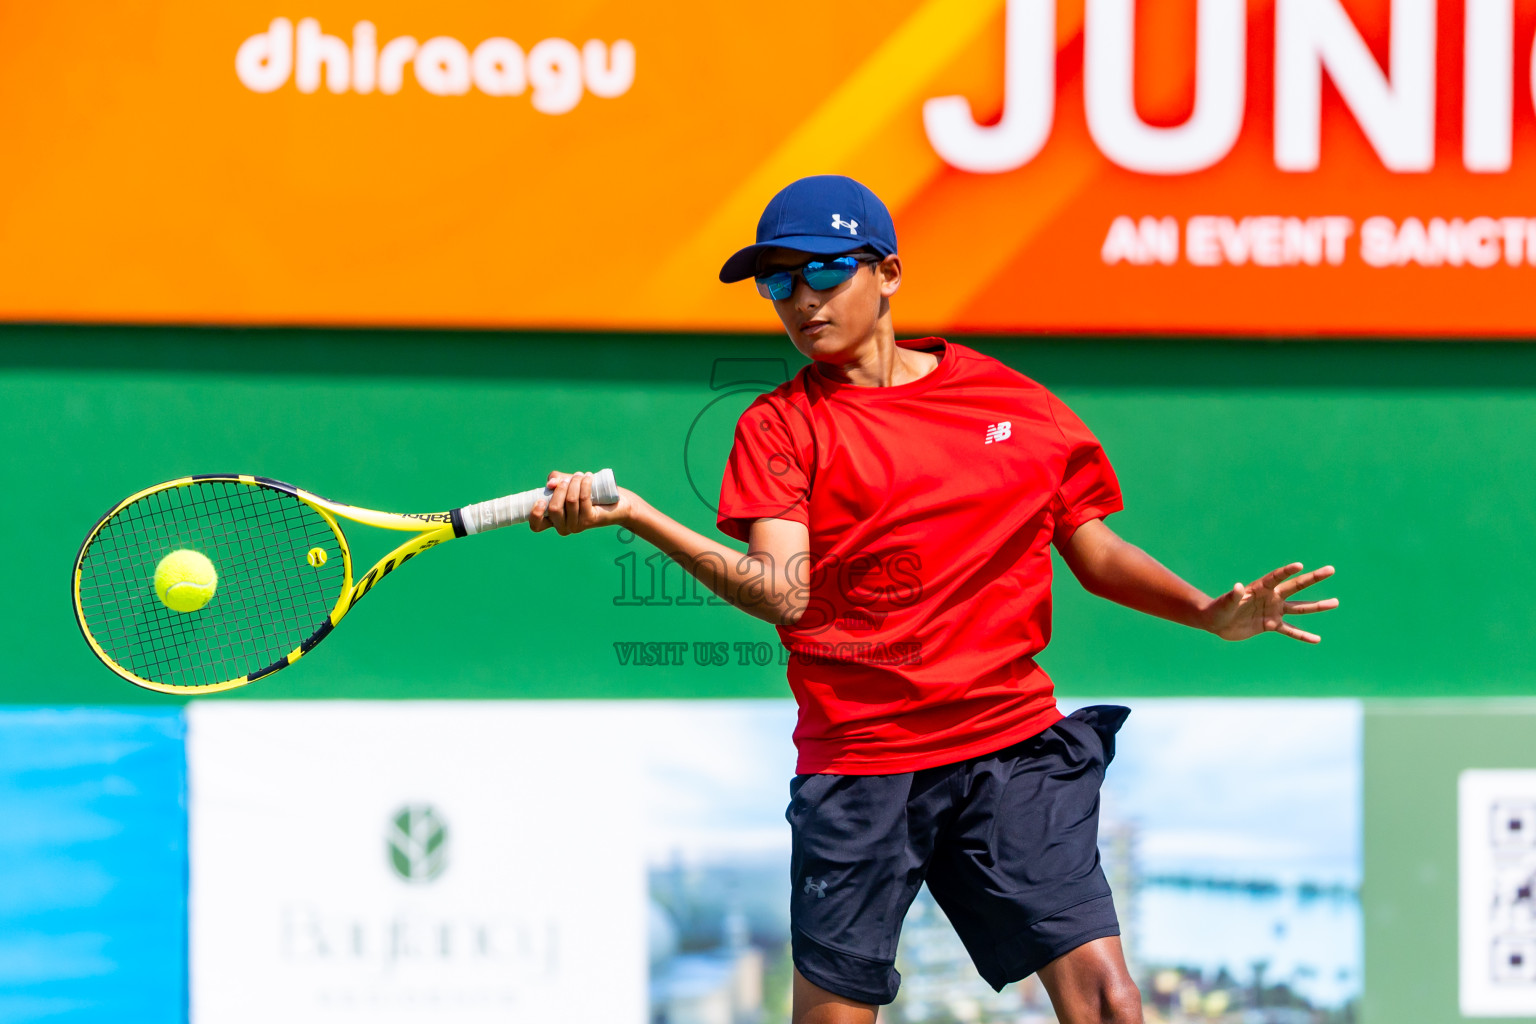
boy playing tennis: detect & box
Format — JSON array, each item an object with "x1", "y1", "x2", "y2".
[{"x1": 532, "y1": 175, "x2": 1338, "y2": 1024}]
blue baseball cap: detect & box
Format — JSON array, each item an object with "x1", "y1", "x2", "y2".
[{"x1": 719, "y1": 175, "x2": 898, "y2": 283}]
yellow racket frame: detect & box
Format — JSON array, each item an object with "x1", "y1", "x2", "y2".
[{"x1": 73, "y1": 474, "x2": 459, "y2": 695}]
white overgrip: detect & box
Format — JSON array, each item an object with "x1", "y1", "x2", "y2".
[{"x1": 457, "y1": 468, "x2": 619, "y2": 535}]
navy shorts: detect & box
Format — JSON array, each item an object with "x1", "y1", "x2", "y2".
[{"x1": 786, "y1": 704, "x2": 1130, "y2": 1005}]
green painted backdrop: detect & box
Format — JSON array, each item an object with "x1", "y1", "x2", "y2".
[{"x1": 8, "y1": 325, "x2": 1536, "y2": 703}]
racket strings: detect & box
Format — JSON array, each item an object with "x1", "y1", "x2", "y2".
[
  {"x1": 77, "y1": 480, "x2": 346, "y2": 688},
  {"x1": 85, "y1": 485, "x2": 335, "y2": 684}
]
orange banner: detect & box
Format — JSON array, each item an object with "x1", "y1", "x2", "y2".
[{"x1": 4, "y1": 1, "x2": 1536, "y2": 334}]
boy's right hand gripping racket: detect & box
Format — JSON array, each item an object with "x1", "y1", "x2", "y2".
[{"x1": 71, "y1": 470, "x2": 619, "y2": 695}]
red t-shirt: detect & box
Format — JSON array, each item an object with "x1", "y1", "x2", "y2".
[{"x1": 717, "y1": 338, "x2": 1123, "y2": 774}]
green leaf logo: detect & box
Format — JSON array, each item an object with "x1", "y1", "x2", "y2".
[{"x1": 387, "y1": 804, "x2": 448, "y2": 883}]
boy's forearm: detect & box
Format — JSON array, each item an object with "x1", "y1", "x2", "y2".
[
  {"x1": 1065, "y1": 524, "x2": 1216, "y2": 632},
  {"x1": 623, "y1": 496, "x2": 801, "y2": 625}
]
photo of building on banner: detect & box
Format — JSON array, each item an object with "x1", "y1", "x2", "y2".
[
  {"x1": 5, "y1": 1, "x2": 1536, "y2": 333},
  {"x1": 638, "y1": 700, "x2": 1361, "y2": 1024}
]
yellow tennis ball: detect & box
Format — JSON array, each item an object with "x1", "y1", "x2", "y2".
[{"x1": 154, "y1": 549, "x2": 218, "y2": 613}]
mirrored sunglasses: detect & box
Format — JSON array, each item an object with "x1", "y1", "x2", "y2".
[{"x1": 755, "y1": 254, "x2": 879, "y2": 300}]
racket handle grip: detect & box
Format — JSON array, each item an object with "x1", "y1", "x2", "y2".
[{"x1": 457, "y1": 468, "x2": 619, "y2": 535}]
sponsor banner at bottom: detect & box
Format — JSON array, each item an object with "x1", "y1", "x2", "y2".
[{"x1": 186, "y1": 701, "x2": 646, "y2": 1024}]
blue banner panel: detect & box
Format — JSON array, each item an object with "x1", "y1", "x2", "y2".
[{"x1": 0, "y1": 708, "x2": 186, "y2": 1024}]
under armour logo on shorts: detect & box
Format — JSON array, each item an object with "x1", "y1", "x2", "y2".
[
  {"x1": 985, "y1": 421, "x2": 1013, "y2": 444},
  {"x1": 804, "y1": 876, "x2": 829, "y2": 899},
  {"x1": 830, "y1": 214, "x2": 858, "y2": 235}
]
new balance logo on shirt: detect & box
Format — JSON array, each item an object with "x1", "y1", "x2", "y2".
[
  {"x1": 831, "y1": 214, "x2": 858, "y2": 234},
  {"x1": 985, "y1": 421, "x2": 1012, "y2": 444}
]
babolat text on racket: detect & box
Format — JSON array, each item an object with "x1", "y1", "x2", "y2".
[{"x1": 71, "y1": 470, "x2": 618, "y2": 694}]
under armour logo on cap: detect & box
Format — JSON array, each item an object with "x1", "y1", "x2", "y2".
[{"x1": 718, "y1": 175, "x2": 897, "y2": 283}]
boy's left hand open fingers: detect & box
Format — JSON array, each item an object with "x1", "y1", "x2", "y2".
[
  {"x1": 1278, "y1": 622, "x2": 1322, "y2": 644},
  {"x1": 1284, "y1": 598, "x2": 1340, "y2": 615},
  {"x1": 1276, "y1": 565, "x2": 1335, "y2": 597},
  {"x1": 1255, "y1": 562, "x2": 1304, "y2": 592}
]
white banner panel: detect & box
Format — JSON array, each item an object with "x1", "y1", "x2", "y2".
[{"x1": 186, "y1": 701, "x2": 646, "y2": 1024}]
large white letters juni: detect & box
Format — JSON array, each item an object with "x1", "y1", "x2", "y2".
[{"x1": 925, "y1": 0, "x2": 1517, "y2": 175}]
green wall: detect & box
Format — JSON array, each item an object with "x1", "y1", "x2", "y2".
[{"x1": 8, "y1": 325, "x2": 1536, "y2": 703}]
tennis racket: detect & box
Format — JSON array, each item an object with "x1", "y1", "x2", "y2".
[{"x1": 72, "y1": 470, "x2": 618, "y2": 695}]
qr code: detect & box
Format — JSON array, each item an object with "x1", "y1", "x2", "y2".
[{"x1": 1462, "y1": 772, "x2": 1536, "y2": 1015}]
